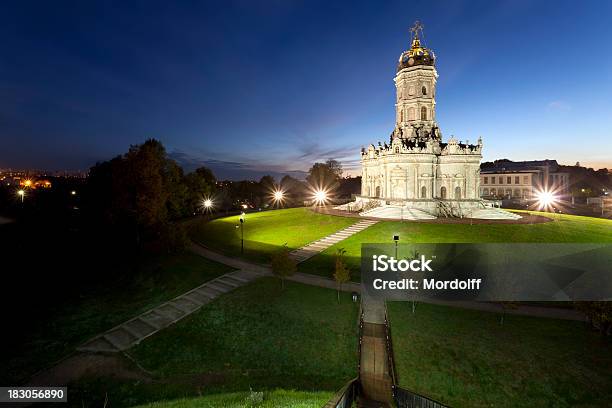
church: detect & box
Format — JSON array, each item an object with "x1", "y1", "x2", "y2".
[{"x1": 348, "y1": 22, "x2": 517, "y2": 220}]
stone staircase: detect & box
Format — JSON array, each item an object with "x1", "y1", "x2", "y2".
[
  {"x1": 77, "y1": 269, "x2": 263, "y2": 352},
  {"x1": 360, "y1": 206, "x2": 436, "y2": 220},
  {"x1": 467, "y1": 207, "x2": 522, "y2": 220},
  {"x1": 288, "y1": 219, "x2": 378, "y2": 263}
]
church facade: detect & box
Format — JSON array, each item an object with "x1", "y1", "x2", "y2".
[{"x1": 357, "y1": 23, "x2": 484, "y2": 217}]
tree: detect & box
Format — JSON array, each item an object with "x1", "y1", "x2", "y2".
[
  {"x1": 184, "y1": 166, "x2": 216, "y2": 214},
  {"x1": 271, "y1": 243, "x2": 296, "y2": 289},
  {"x1": 306, "y1": 159, "x2": 343, "y2": 190},
  {"x1": 575, "y1": 301, "x2": 612, "y2": 336},
  {"x1": 333, "y1": 248, "x2": 351, "y2": 302}
]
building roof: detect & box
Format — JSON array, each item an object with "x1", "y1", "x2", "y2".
[{"x1": 397, "y1": 22, "x2": 435, "y2": 72}]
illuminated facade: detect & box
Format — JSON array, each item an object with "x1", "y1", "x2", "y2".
[{"x1": 357, "y1": 22, "x2": 484, "y2": 217}]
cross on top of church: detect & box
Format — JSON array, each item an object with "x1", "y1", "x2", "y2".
[{"x1": 409, "y1": 20, "x2": 424, "y2": 41}]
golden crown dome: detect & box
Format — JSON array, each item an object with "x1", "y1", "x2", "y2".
[{"x1": 397, "y1": 21, "x2": 435, "y2": 72}]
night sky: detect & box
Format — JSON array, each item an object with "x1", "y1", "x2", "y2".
[{"x1": 1, "y1": 0, "x2": 611, "y2": 179}]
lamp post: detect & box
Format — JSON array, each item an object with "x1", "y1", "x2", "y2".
[
  {"x1": 17, "y1": 189, "x2": 25, "y2": 203},
  {"x1": 393, "y1": 234, "x2": 400, "y2": 259},
  {"x1": 239, "y1": 211, "x2": 245, "y2": 254}
]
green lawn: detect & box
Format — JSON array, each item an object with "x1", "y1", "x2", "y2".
[
  {"x1": 189, "y1": 208, "x2": 357, "y2": 263},
  {"x1": 298, "y1": 212, "x2": 612, "y2": 281},
  {"x1": 2, "y1": 252, "x2": 233, "y2": 384},
  {"x1": 129, "y1": 389, "x2": 332, "y2": 408},
  {"x1": 387, "y1": 302, "x2": 612, "y2": 408},
  {"x1": 68, "y1": 278, "x2": 359, "y2": 407}
]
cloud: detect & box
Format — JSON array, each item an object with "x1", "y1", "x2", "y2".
[
  {"x1": 169, "y1": 149, "x2": 309, "y2": 181},
  {"x1": 547, "y1": 100, "x2": 571, "y2": 111},
  {"x1": 169, "y1": 140, "x2": 362, "y2": 181}
]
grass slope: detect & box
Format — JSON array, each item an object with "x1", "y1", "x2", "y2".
[
  {"x1": 388, "y1": 302, "x2": 612, "y2": 408},
  {"x1": 2, "y1": 253, "x2": 233, "y2": 384},
  {"x1": 130, "y1": 278, "x2": 359, "y2": 390},
  {"x1": 130, "y1": 389, "x2": 332, "y2": 408},
  {"x1": 299, "y1": 212, "x2": 612, "y2": 280},
  {"x1": 69, "y1": 278, "x2": 358, "y2": 407},
  {"x1": 189, "y1": 208, "x2": 357, "y2": 263}
]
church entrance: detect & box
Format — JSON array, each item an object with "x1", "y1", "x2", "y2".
[{"x1": 455, "y1": 186, "x2": 461, "y2": 199}]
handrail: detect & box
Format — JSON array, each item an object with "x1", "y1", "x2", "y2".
[
  {"x1": 383, "y1": 304, "x2": 398, "y2": 396},
  {"x1": 322, "y1": 377, "x2": 359, "y2": 408}
]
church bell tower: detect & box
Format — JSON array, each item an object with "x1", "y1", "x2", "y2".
[{"x1": 394, "y1": 21, "x2": 438, "y2": 139}]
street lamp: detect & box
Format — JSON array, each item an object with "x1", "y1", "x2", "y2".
[
  {"x1": 393, "y1": 234, "x2": 400, "y2": 259},
  {"x1": 239, "y1": 211, "x2": 245, "y2": 254},
  {"x1": 17, "y1": 189, "x2": 25, "y2": 203},
  {"x1": 313, "y1": 189, "x2": 328, "y2": 206}
]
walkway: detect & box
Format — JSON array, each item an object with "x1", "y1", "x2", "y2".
[
  {"x1": 358, "y1": 294, "x2": 393, "y2": 407},
  {"x1": 289, "y1": 219, "x2": 378, "y2": 263}
]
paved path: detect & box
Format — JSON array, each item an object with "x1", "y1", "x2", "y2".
[
  {"x1": 289, "y1": 219, "x2": 378, "y2": 263},
  {"x1": 359, "y1": 294, "x2": 393, "y2": 406}
]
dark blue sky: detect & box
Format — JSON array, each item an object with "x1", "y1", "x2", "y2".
[{"x1": 1, "y1": 0, "x2": 611, "y2": 179}]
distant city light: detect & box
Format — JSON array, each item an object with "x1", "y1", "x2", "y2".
[
  {"x1": 71, "y1": 190, "x2": 77, "y2": 195},
  {"x1": 24, "y1": 179, "x2": 32, "y2": 187}
]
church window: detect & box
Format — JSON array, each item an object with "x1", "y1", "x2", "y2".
[
  {"x1": 395, "y1": 147, "x2": 400, "y2": 154},
  {"x1": 408, "y1": 86, "x2": 414, "y2": 96},
  {"x1": 421, "y1": 107, "x2": 427, "y2": 120},
  {"x1": 408, "y1": 107, "x2": 415, "y2": 120},
  {"x1": 421, "y1": 186, "x2": 427, "y2": 198},
  {"x1": 440, "y1": 186, "x2": 447, "y2": 199},
  {"x1": 422, "y1": 86, "x2": 427, "y2": 95},
  {"x1": 455, "y1": 186, "x2": 461, "y2": 199}
]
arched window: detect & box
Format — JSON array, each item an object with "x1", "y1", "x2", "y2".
[
  {"x1": 395, "y1": 147, "x2": 400, "y2": 154},
  {"x1": 490, "y1": 188, "x2": 496, "y2": 196},
  {"x1": 422, "y1": 86, "x2": 427, "y2": 95},
  {"x1": 421, "y1": 106, "x2": 427, "y2": 120},
  {"x1": 483, "y1": 188, "x2": 489, "y2": 196},
  {"x1": 421, "y1": 186, "x2": 427, "y2": 198},
  {"x1": 375, "y1": 186, "x2": 381, "y2": 198},
  {"x1": 440, "y1": 186, "x2": 447, "y2": 199},
  {"x1": 455, "y1": 186, "x2": 461, "y2": 199},
  {"x1": 408, "y1": 107, "x2": 415, "y2": 121}
]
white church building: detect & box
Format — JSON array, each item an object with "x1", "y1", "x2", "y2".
[{"x1": 345, "y1": 22, "x2": 519, "y2": 220}]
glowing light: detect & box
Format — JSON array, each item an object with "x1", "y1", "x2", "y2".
[
  {"x1": 242, "y1": 204, "x2": 248, "y2": 209},
  {"x1": 273, "y1": 190, "x2": 284, "y2": 201},
  {"x1": 17, "y1": 189, "x2": 25, "y2": 196},
  {"x1": 313, "y1": 189, "x2": 328, "y2": 205},
  {"x1": 203, "y1": 199, "x2": 213, "y2": 208},
  {"x1": 537, "y1": 191, "x2": 556, "y2": 207},
  {"x1": 71, "y1": 190, "x2": 77, "y2": 195}
]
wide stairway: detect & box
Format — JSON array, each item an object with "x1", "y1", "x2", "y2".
[
  {"x1": 360, "y1": 205, "x2": 436, "y2": 220},
  {"x1": 357, "y1": 294, "x2": 393, "y2": 408},
  {"x1": 468, "y1": 207, "x2": 522, "y2": 220},
  {"x1": 289, "y1": 219, "x2": 378, "y2": 263}
]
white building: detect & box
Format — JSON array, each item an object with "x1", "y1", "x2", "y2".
[
  {"x1": 480, "y1": 160, "x2": 570, "y2": 200},
  {"x1": 352, "y1": 22, "x2": 500, "y2": 219}
]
